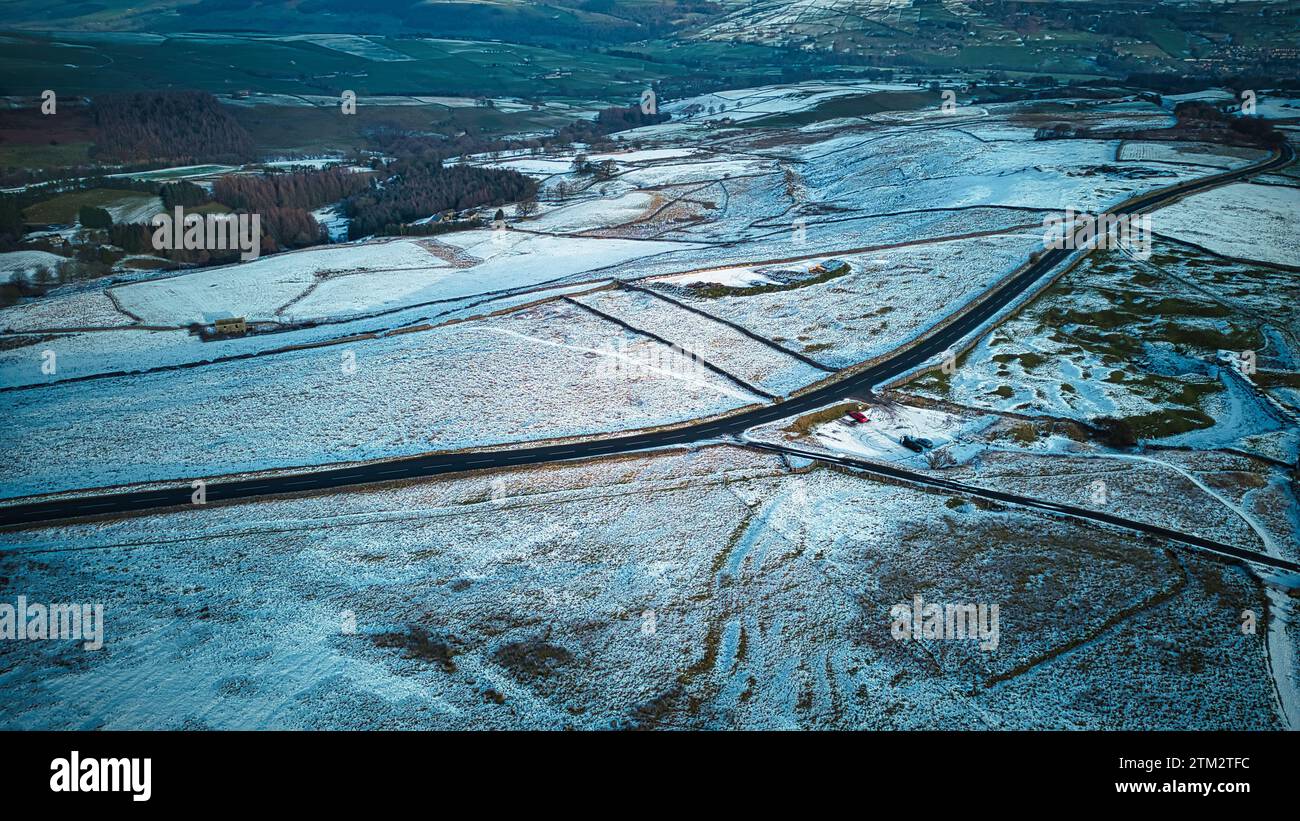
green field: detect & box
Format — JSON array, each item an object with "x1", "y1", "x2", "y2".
[
  {"x1": 0, "y1": 141, "x2": 93, "y2": 169},
  {"x1": 0, "y1": 32, "x2": 674, "y2": 101},
  {"x1": 21, "y1": 188, "x2": 153, "y2": 224},
  {"x1": 748, "y1": 90, "x2": 939, "y2": 127},
  {"x1": 230, "y1": 103, "x2": 576, "y2": 154}
]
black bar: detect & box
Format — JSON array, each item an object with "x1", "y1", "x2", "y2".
[{"x1": 0, "y1": 730, "x2": 1289, "y2": 807}]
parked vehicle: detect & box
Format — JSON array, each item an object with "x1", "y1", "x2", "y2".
[
  {"x1": 901, "y1": 435, "x2": 934, "y2": 453},
  {"x1": 848, "y1": 410, "x2": 869, "y2": 424}
]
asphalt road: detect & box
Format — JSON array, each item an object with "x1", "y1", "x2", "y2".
[{"x1": 1, "y1": 142, "x2": 1292, "y2": 528}]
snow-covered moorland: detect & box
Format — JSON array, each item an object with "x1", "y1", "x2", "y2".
[
  {"x1": 0, "y1": 445, "x2": 1282, "y2": 730},
  {"x1": 3, "y1": 80, "x2": 1299, "y2": 730},
  {"x1": 0, "y1": 300, "x2": 763, "y2": 498}
]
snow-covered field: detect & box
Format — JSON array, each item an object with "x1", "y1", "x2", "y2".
[
  {"x1": 572, "y1": 286, "x2": 826, "y2": 396},
  {"x1": 525, "y1": 191, "x2": 658, "y2": 233},
  {"x1": 649, "y1": 231, "x2": 1044, "y2": 368},
  {"x1": 0, "y1": 300, "x2": 763, "y2": 498},
  {"x1": 103, "y1": 232, "x2": 700, "y2": 326},
  {"x1": 0, "y1": 288, "x2": 136, "y2": 331},
  {"x1": 807, "y1": 401, "x2": 996, "y2": 467},
  {"x1": 792, "y1": 123, "x2": 1199, "y2": 215},
  {"x1": 4, "y1": 82, "x2": 1298, "y2": 730},
  {"x1": 1155, "y1": 182, "x2": 1299, "y2": 267},
  {"x1": 1117, "y1": 141, "x2": 1267, "y2": 170},
  {"x1": 102, "y1": 192, "x2": 164, "y2": 225},
  {"x1": 0, "y1": 250, "x2": 67, "y2": 282},
  {"x1": 661, "y1": 81, "x2": 922, "y2": 125},
  {"x1": 617, "y1": 157, "x2": 777, "y2": 187},
  {"x1": 0, "y1": 280, "x2": 617, "y2": 387},
  {"x1": 279, "y1": 33, "x2": 415, "y2": 62},
  {"x1": 0, "y1": 445, "x2": 1282, "y2": 730},
  {"x1": 109, "y1": 239, "x2": 450, "y2": 325},
  {"x1": 752, "y1": 396, "x2": 1297, "y2": 562}
]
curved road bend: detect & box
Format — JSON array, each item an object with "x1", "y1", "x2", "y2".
[{"x1": 2, "y1": 143, "x2": 1293, "y2": 528}]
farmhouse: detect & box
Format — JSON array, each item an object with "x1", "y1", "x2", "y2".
[{"x1": 213, "y1": 316, "x2": 247, "y2": 335}]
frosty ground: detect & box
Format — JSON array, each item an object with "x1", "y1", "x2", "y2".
[
  {"x1": 0, "y1": 445, "x2": 1282, "y2": 730},
  {"x1": 1, "y1": 83, "x2": 1298, "y2": 730}
]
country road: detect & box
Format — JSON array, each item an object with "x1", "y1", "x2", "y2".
[{"x1": 1, "y1": 141, "x2": 1293, "y2": 528}]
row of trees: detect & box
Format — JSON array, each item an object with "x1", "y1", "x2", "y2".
[
  {"x1": 0, "y1": 197, "x2": 23, "y2": 249},
  {"x1": 1171, "y1": 100, "x2": 1287, "y2": 146},
  {"x1": 161, "y1": 180, "x2": 210, "y2": 209},
  {"x1": 342, "y1": 160, "x2": 537, "y2": 240},
  {"x1": 363, "y1": 103, "x2": 668, "y2": 169},
  {"x1": 335, "y1": 103, "x2": 667, "y2": 237},
  {"x1": 108, "y1": 204, "x2": 329, "y2": 262},
  {"x1": 91, "y1": 91, "x2": 256, "y2": 164},
  {"x1": 1033, "y1": 100, "x2": 1284, "y2": 147},
  {"x1": 212, "y1": 167, "x2": 372, "y2": 213},
  {"x1": 98, "y1": 166, "x2": 380, "y2": 259},
  {"x1": 108, "y1": 221, "x2": 259, "y2": 266},
  {"x1": 5, "y1": 96, "x2": 667, "y2": 254}
]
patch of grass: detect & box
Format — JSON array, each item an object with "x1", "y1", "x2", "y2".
[
  {"x1": 1130, "y1": 270, "x2": 1162, "y2": 287},
  {"x1": 1145, "y1": 297, "x2": 1231, "y2": 318},
  {"x1": 1008, "y1": 422, "x2": 1039, "y2": 443},
  {"x1": 372, "y1": 626, "x2": 458, "y2": 673},
  {"x1": 682, "y1": 262, "x2": 852, "y2": 299},
  {"x1": 1019, "y1": 351, "x2": 1047, "y2": 370},
  {"x1": 0, "y1": 31, "x2": 676, "y2": 101},
  {"x1": 0, "y1": 140, "x2": 93, "y2": 168},
  {"x1": 492, "y1": 638, "x2": 574, "y2": 682},
  {"x1": 749, "y1": 90, "x2": 936, "y2": 127},
  {"x1": 1124, "y1": 404, "x2": 1217, "y2": 439},
  {"x1": 788, "y1": 402, "x2": 859, "y2": 435},
  {"x1": 1254, "y1": 370, "x2": 1300, "y2": 389},
  {"x1": 22, "y1": 188, "x2": 151, "y2": 224},
  {"x1": 1159, "y1": 322, "x2": 1259, "y2": 353}
]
